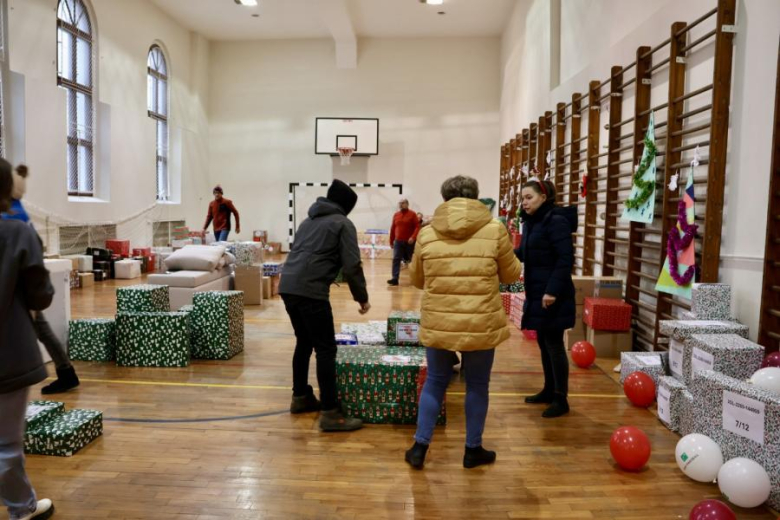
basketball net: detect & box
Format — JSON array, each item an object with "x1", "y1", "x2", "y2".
[{"x1": 338, "y1": 147, "x2": 355, "y2": 166}]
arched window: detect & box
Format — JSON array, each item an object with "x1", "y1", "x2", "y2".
[
  {"x1": 148, "y1": 45, "x2": 169, "y2": 201},
  {"x1": 57, "y1": 0, "x2": 95, "y2": 196}
]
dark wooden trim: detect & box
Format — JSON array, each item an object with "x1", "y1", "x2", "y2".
[
  {"x1": 570, "y1": 93, "x2": 582, "y2": 208},
  {"x1": 584, "y1": 81, "x2": 601, "y2": 276},
  {"x1": 602, "y1": 66, "x2": 624, "y2": 276},
  {"x1": 555, "y1": 103, "x2": 566, "y2": 201}
]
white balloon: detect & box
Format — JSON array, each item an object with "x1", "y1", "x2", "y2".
[
  {"x1": 717, "y1": 458, "x2": 771, "y2": 508},
  {"x1": 675, "y1": 434, "x2": 723, "y2": 483},
  {"x1": 749, "y1": 367, "x2": 780, "y2": 395}
]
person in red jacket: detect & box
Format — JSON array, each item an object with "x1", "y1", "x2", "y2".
[
  {"x1": 387, "y1": 198, "x2": 420, "y2": 286},
  {"x1": 203, "y1": 185, "x2": 240, "y2": 242}
]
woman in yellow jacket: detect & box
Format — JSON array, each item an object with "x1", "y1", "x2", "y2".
[{"x1": 405, "y1": 176, "x2": 522, "y2": 470}]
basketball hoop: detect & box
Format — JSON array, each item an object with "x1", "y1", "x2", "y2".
[{"x1": 338, "y1": 147, "x2": 355, "y2": 165}]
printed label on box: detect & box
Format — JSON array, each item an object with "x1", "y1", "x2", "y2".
[
  {"x1": 639, "y1": 355, "x2": 663, "y2": 367},
  {"x1": 682, "y1": 320, "x2": 735, "y2": 327},
  {"x1": 658, "y1": 386, "x2": 671, "y2": 424},
  {"x1": 382, "y1": 355, "x2": 412, "y2": 364},
  {"x1": 25, "y1": 404, "x2": 48, "y2": 418},
  {"x1": 722, "y1": 390, "x2": 765, "y2": 445},
  {"x1": 396, "y1": 323, "x2": 419, "y2": 343},
  {"x1": 669, "y1": 340, "x2": 684, "y2": 378},
  {"x1": 691, "y1": 347, "x2": 715, "y2": 375}
]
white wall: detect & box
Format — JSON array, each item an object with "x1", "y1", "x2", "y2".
[
  {"x1": 208, "y1": 37, "x2": 501, "y2": 248},
  {"x1": 500, "y1": 0, "x2": 780, "y2": 340},
  {"x1": 6, "y1": 0, "x2": 210, "y2": 250}
]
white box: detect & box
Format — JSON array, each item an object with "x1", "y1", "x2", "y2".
[
  {"x1": 77, "y1": 255, "x2": 93, "y2": 272},
  {"x1": 115, "y1": 259, "x2": 142, "y2": 280}
]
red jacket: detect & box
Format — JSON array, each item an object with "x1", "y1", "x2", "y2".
[
  {"x1": 204, "y1": 198, "x2": 240, "y2": 232},
  {"x1": 389, "y1": 209, "x2": 420, "y2": 243}
]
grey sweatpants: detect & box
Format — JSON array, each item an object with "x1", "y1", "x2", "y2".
[
  {"x1": 0, "y1": 387, "x2": 37, "y2": 519},
  {"x1": 33, "y1": 312, "x2": 71, "y2": 371}
]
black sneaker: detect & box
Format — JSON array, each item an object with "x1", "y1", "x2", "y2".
[
  {"x1": 41, "y1": 367, "x2": 80, "y2": 395},
  {"x1": 387, "y1": 279, "x2": 399, "y2": 286},
  {"x1": 524, "y1": 389, "x2": 553, "y2": 404},
  {"x1": 290, "y1": 393, "x2": 321, "y2": 414},
  {"x1": 463, "y1": 446, "x2": 496, "y2": 469},
  {"x1": 405, "y1": 442, "x2": 429, "y2": 470}
]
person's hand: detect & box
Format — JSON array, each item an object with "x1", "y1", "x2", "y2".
[
  {"x1": 407, "y1": 238, "x2": 415, "y2": 245},
  {"x1": 359, "y1": 302, "x2": 371, "y2": 315},
  {"x1": 236, "y1": 227, "x2": 241, "y2": 234},
  {"x1": 542, "y1": 294, "x2": 556, "y2": 309}
]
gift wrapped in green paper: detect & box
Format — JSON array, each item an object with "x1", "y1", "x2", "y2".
[
  {"x1": 116, "y1": 284, "x2": 170, "y2": 313},
  {"x1": 190, "y1": 291, "x2": 244, "y2": 359},
  {"x1": 386, "y1": 311, "x2": 421, "y2": 346},
  {"x1": 24, "y1": 409, "x2": 103, "y2": 457},
  {"x1": 115, "y1": 311, "x2": 191, "y2": 367},
  {"x1": 68, "y1": 318, "x2": 116, "y2": 361}
]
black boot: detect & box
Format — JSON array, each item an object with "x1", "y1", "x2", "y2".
[
  {"x1": 319, "y1": 409, "x2": 363, "y2": 432},
  {"x1": 542, "y1": 393, "x2": 570, "y2": 418},
  {"x1": 41, "y1": 367, "x2": 80, "y2": 395},
  {"x1": 290, "y1": 392, "x2": 321, "y2": 414},
  {"x1": 463, "y1": 446, "x2": 496, "y2": 468},
  {"x1": 405, "y1": 442, "x2": 429, "y2": 470},
  {"x1": 524, "y1": 389, "x2": 553, "y2": 404}
]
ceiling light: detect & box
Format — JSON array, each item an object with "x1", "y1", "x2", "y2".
[
  {"x1": 419, "y1": 0, "x2": 444, "y2": 5},
  {"x1": 234, "y1": 0, "x2": 258, "y2": 6}
]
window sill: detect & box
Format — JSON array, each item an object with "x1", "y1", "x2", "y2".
[
  {"x1": 68, "y1": 196, "x2": 109, "y2": 203},
  {"x1": 157, "y1": 200, "x2": 180, "y2": 206}
]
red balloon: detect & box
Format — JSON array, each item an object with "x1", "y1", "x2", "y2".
[
  {"x1": 610, "y1": 426, "x2": 651, "y2": 471},
  {"x1": 762, "y1": 351, "x2": 780, "y2": 369},
  {"x1": 689, "y1": 499, "x2": 736, "y2": 520},
  {"x1": 571, "y1": 341, "x2": 596, "y2": 368},
  {"x1": 623, "y1": 371, "x2": 656, "y2": 407}
]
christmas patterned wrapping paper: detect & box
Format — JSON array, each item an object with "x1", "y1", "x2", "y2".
[
  {"x1": 69, "y1": 269, "x2": 80, "y2": 289},
  {"x1": 691, "y1": 370, "x2": 780, "y2": 510},
  {"x1": 657, "y1": 376, "x2": 688, "y2": 433},
  {"x1": 386, "y1": 311, "x2": 421, "y2": 346},
  {"x1": 190, "y1": 291, "x2": 244, "y2": 360},
  {"x1": 509, "y1": 293, "x2": 525, "y2": 330},
  {"x1": 234, "y1": 241, "x2": 264, "y2": 267},
  {"x1": 116, "y1": 312, "x2": 191, "y2": 367},
  {"x1": 500, "y1": 293, "x2": 512, "y2": 315},
  {"x1": 682, "y1": 334, "x2": 764, "y2": 386},
  {"x1": 336, "y1": 333, "x2": 358, "y2": 346},
  {"x1": 68, "y1": 318, "x2": 116, "y2": 362},
  {"x1": 619, "y1": 351, "x2": 669, "y2": 387},
  {"x1": 116, "y1": 284, "x2": 170, "y2": 313},
  {"x1": 658, "y1": 319, "x2": 749, "y2": 342},
  {"x1": 179, "y1": 304, "x2": 194, "y2": 314},
  {"x1": 25, "y1": 401, "x2": 65, "y2": 431},
  {"x1": 691, "y1": 283, "x2": 732, "y2": 321},
  {"x1": 583, "y1": 297, "x2": 632, "y2": 331},
  {"x1": 336, "y1": 346, "x2": 445, "y2": 425},
  {"x1": 262, "y1": 262, "x2": 283, "y2": 276},
  {"x1": 340, "y1": 321, "x2": 388, "y2": 346},
  {"x1": 499, "y1": 280, "x2": 524, "y2": 294},
  {"x1": 24, "y1": 409, "x2": 103, "y2": 457}
]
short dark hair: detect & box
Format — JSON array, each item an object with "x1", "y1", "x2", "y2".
[
  {"x1": 15, "y1": 164, "x2": 29, "y2": 179},
  {"x1": 441, "y1": 175, "x2": 479, "y2": 201},
  {"x1": 522, "y1": 179, "x2": 556, "y2": 203},
  {"x1": 0, "y1": 158, "x2": 13, "y2": 213}
]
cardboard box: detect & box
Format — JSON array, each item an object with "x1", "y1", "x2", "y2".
[
  {"x1": 77, "y1": 272, "x2": 94, "y2": 288},
  {"x1": 586, "y1": 326, "x2": 632, "y2": 358},
  {"x1": 565, "y1": 326, "x2": 587, "y2": 349},
  {"x1": 572, "y1": 276, "x2": 624, "y2": 305},
  {"x1": 262, "y1": 276, "x2": 272, "y2": 300},
  {"x1": 235, "y1": 265, "x2": 263, "y2": 305},
  {"x1": 266, "y1": 242, "x2": 282, "y2": 255}
]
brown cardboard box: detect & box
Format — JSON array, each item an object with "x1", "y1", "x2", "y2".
[
  {"x1": 271, "y1": 275, "x2": 281, "y2": 296},
  {"x1": 78, "y1": 272, "x2": 94, "y2": 288},
  {"x1": 266, "y1": 242, "x2": 282, "y2": 255},
  {"x1": 235, "y1": 265, "x2": 263, "y2": 305},
  {"x1": 565, "y1": 305, "x2": 587, "y2": 348},
  {"x1": 262, "y1": 276, "x2": 272, "y2": 300},
  {"x1": 572, "y1": 276, "x2": 624, "y2": 305},
  {"x1": 586, "y1": 326, "x2": 632, "y2": 358}
]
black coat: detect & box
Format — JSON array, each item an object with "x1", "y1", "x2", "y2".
[
  {"x1": 279, "y1": 197, "x2": 368, "y2": 304},
  {"x1": 515, "y1": 202, "x2": 577, "y2": 331}
]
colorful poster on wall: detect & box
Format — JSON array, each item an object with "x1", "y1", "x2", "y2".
[{"x1": 621, "y1": 113, "x2": 657, "y2": 224}]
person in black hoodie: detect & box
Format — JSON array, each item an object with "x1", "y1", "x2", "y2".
[
  {"x1": 0, "y1": 158, "x2": 56, "y2": 519},
  {"x1": 279, "y1": 179, "x2": 370, "y2": 432},
  {"x1": 515, "y1": 179, "x2": 577, "y2": 418}
]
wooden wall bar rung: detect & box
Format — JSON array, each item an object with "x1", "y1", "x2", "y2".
[
  {"x1": 676, "y1": 6, "x2": 718, "y2": 36},
  {"x1": 681, "y1": 29, "x2": 717, "y2": 54}
]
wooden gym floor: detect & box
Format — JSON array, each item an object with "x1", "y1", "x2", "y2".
[{"x1": 25, "y1": 258, "x2": 776, "y2": 519}]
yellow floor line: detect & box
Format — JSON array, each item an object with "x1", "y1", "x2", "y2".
[{"x1": 58, "y1": 378, "x2": 623, "y2": 398}]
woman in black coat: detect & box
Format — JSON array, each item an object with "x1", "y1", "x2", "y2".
[{"x1": 515, "y1": 179, "x2": 577, "y2": 418}]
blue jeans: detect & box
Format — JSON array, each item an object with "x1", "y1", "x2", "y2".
[
  {"x1": 415, "y1": 347, "x2": 495, "y2": 448},
  {"x1": 214, "y1": 229, "x2": 230, "y2": 242},
  {"x1": 0, "y1": 387, "x2": 37, "y2": 520}
]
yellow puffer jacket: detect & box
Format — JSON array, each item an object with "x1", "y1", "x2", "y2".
[{"x1": 410, "y1": 198, "x2": 522, "y2": 351}]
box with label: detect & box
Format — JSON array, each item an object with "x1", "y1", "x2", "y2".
[
  {"x1": 619, "y1": 351, "x2": 669, "y2": 387},
  {"x1": 78, "y1": 272, "x2": 94, "y2": 288},
  {"x1": 659, "y1": 319, "x2": 749, "y2": 342},
  {"x1": 387, "y1": 311, "x2": 421, "y2": 346},
  {"x1": 691, "y1": 370, "x2": 780, "y2": 510},
  {"x1": 234, "y1": 242, "x2": 264, "y2": 267},
  {"x1": 692, "y1": 283, "x2": 732, "y2": 321},
  {"x1": 24, "y1": 409, "x2": 103, "y2": 457},
  {"x1": 336, "y1": 333, "x2": 358, "y2": 346},
  {"x1": 341, "y1": 321, "x2": 387, "y2": 346},
  {"x1": 114, "y1": 259, "x2": 142, "y2": 280},
  {"x1": 263, "y1": 262, "x2": 283, "y2": 277},
  {"x1": 116, "y1": 312, "x2": 191, "y2": 367},
  {"x1": 572, "y1": 276, "x2": 624, "y2": 305},
  {"x1": 586, "y1": 326, "x2": 632, "y2": 358},
  {"x1": 682, "y1": 334, "x2": 764, "y2": 386},
  {"x1": 234, "y1": 265, "x2": 263, "y2": 305},
  {"x1": 657, "y1": 376, "x2": 688, "y2": 433},
  {"x1": 105, "y1": 239, "x2": 130, "y2": 258},
  {"x1": 116, "y1": 284, "x2": 170, "y2": 313},
  {"x1": 190, "y1": 291, "x2": 244, "y2": 360},
  {"x1": 25, "y1": 401, "x2": 65, "y2": 431},
  {"x1": 583, "y1": 297, "x2": 632, "y2": 331},
  {"x1": 68, "y1": 318, "x2": 116, "y2": 362}
]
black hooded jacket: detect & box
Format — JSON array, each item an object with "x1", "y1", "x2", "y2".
[
  {"x1": 279, "y1": 197, "x2": 368, "y2": 304},
  {"x1": 515, "y1": 202, "x2": 578, "y2": 331}
]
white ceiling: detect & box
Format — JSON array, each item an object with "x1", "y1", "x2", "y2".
[{"x1": 148, "y1": 0, "x2": 517, "y2": 41}]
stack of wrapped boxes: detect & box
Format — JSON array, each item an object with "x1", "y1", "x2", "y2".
[
  {"x1": 499, "y1": 278, "x2": 524, "y2": 316},
  {"x1": 233, "y1": 242, "x2": 264, "y2": 305},
  {"x1": 565, "y1": 276, "x2": 623, "y2": 349},
  {"x1": 386, "y1": 311, "x2": 421, "y2": 346},
  {"x1": 341, "y1": 321, "x2": 388, "y2": 345},
  {"x1": 262, "y1": 262, "x2": 283, "y2": 299},
  {"x1": 24, "y1": 400, "x2": 102, "y2": 457},
  {"x1": 357, "y1": 230, "x2": 392, "y2": 260},
  {"x1": 336, "y1": 346, "x2": 446, "y2": 425}
]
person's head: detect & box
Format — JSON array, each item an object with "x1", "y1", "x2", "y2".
[
  {"x1": 416, "y1": 212, "x2": 423, "y2": 221},
  {"x1": 213, "y1": 185, "x2": 223, "y2": 201},
  {"x1": 0, "y1": 158, "x2": 13, "y2": 213},
  {"x1": 13, "y1": 164, "x2": 28, "y2": 200},
  {"x1": 399, "y1": 198, "x2": 409, "y2": 211},
  {"x1": 521, "y1": 179, "x2": 556, "y2": 215},
  {"x1": 327, "y1": 179, "x2": 358, "y2": 215},
  {"x1": 440, "y1": 175, "x2": 479, "y2": 202}
]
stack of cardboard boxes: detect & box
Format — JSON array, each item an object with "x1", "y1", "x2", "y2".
[
  {"x1": 233, "y1": 242, "x2": 265, "y2": 305},
  {"x1": 564, "y1": 276, "x2": 625, "y2": 355}
]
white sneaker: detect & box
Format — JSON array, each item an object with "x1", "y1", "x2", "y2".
[{"x1": 16, "y1": 499, "x2": 54, "y2": 520}]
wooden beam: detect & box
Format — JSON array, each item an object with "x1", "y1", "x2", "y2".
[
  {"x1": 585, "y1": 81, "x2": 601, "y2": 276},
  {"x1": 570, "y1": 93, "x2": 583, "y2": 208},
  {"x1": 602, "y1": 66, "x2": 624, "y2": 276},
  {"x1": 555, "y1": 103, "x2": 567, "y2": 201}
]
